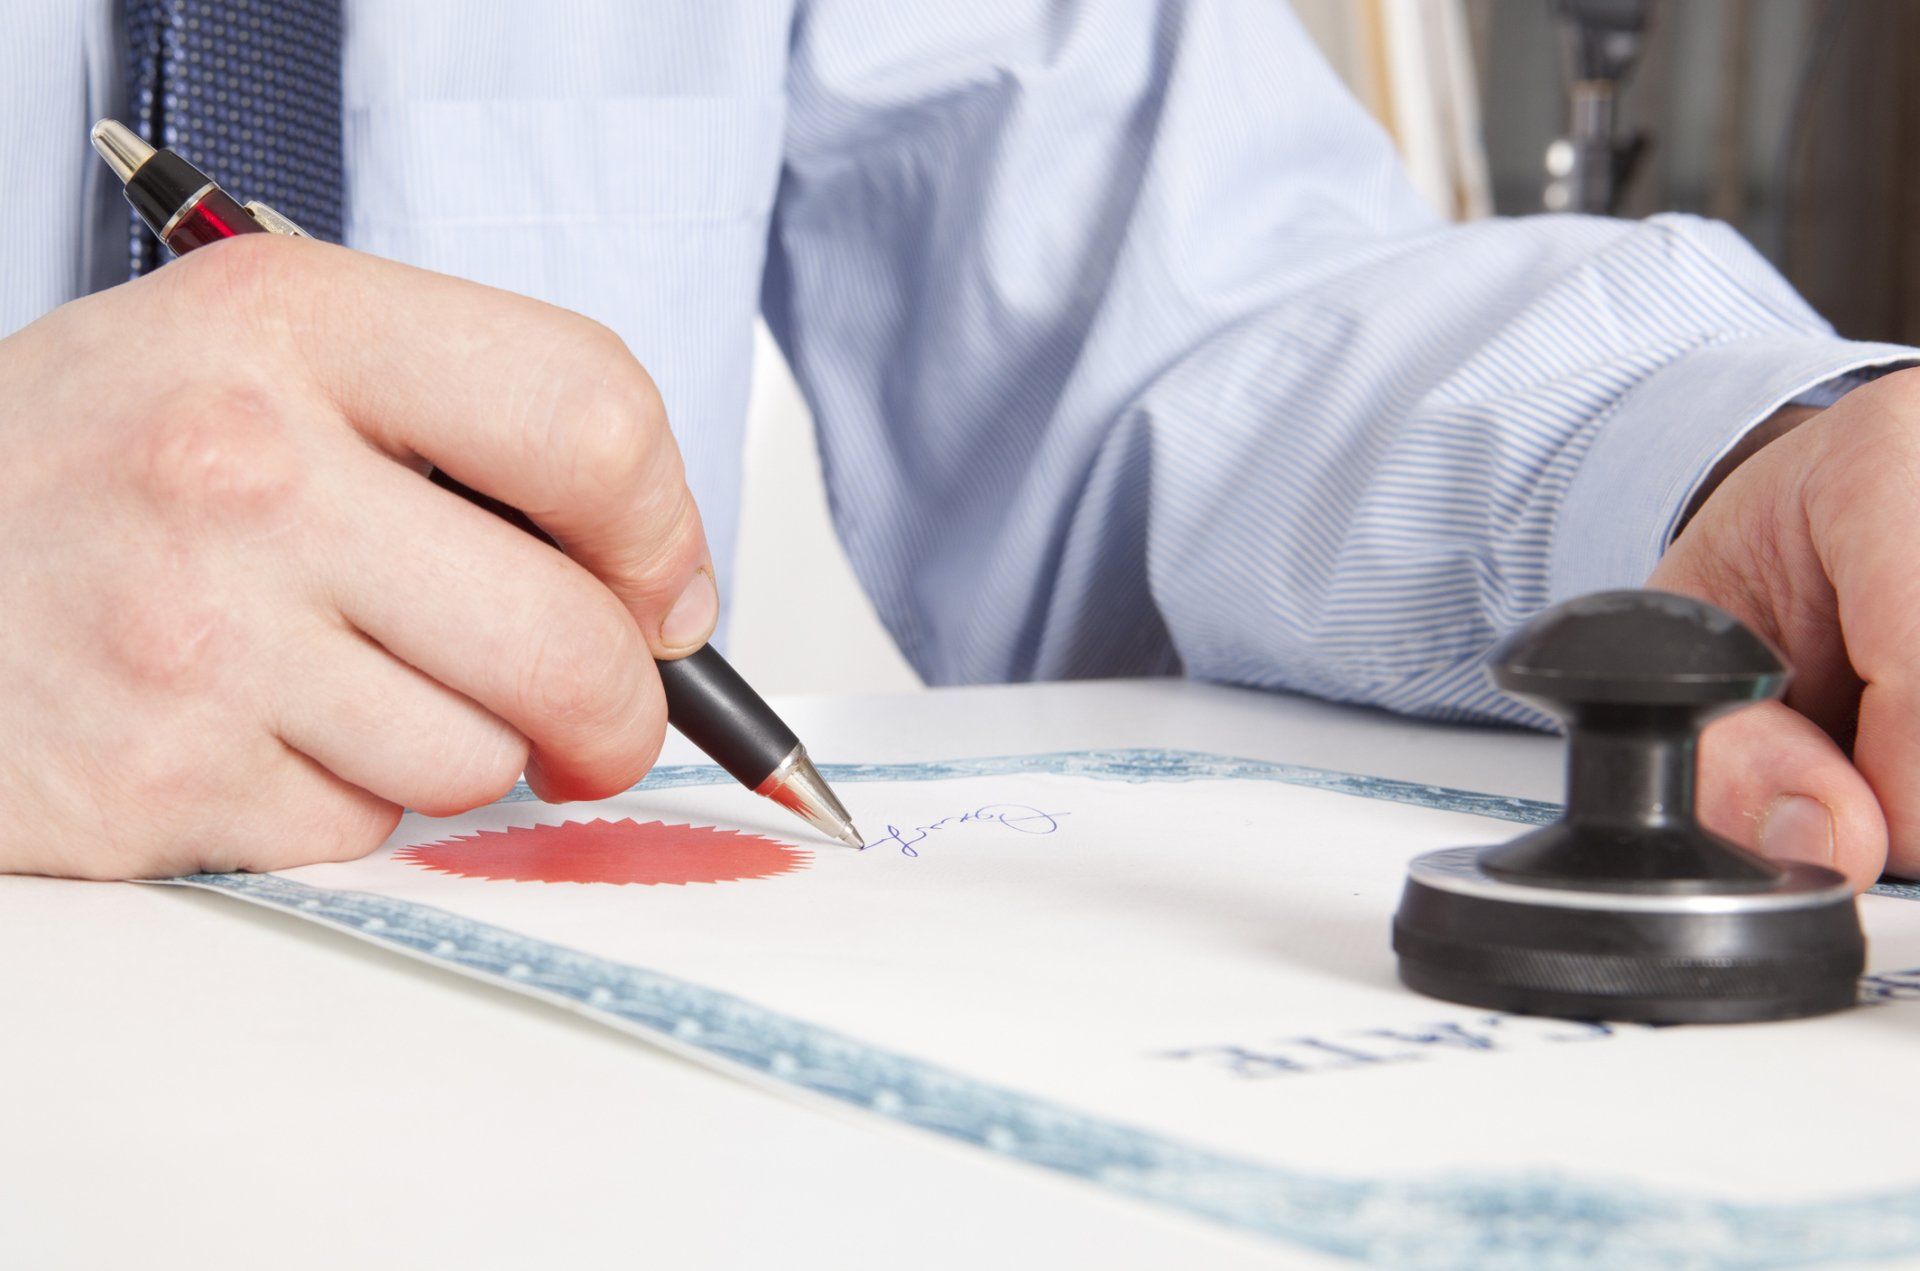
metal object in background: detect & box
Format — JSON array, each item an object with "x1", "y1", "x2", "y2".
[{"x1": 1543, "y1": 0, "x2": 1654, "y2": 213}]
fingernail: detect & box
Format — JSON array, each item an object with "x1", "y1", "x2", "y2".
[
  {"x1": 660, "y1": 568, "x2": 718, "y2": 651},
  {"x1": 1760, "y1": 795, "x2": 1836, "y2": 867}
]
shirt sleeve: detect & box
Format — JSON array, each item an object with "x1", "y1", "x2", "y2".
[{"x1": 761, "y1": 0, "x2": 1916, "y2": 721}]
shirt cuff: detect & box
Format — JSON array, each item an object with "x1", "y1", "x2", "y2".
[
  {"x1": 1550, "y1": 335, "x2": 1918, "y2": 601},
  {"x1": 1790, "y1": 368, "x2": 1883, "y2": 410}
]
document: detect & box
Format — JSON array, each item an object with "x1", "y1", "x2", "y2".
[{"x1": 176, "y1": 749, "x2": 1920, "y2": 1268}]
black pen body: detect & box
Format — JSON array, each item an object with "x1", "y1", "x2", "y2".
[{"x1": 655, "y1": 647, "x2": 801, "y2": 788}]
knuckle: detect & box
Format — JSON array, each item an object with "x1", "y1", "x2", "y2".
[
  {"x1": 556, "y1": 333, "x2": 672, "y2": 502},
  {"x1": 615, "y1": 690, "x2": 669, "y2": 783},
  {"x1": 523, "y1": 643, "x2": 603, "y2": 729},
  {"x1": 130, "y1": 383, "x2": 307, "y2": 523},
  {"x1": 553, "y1": 678, "x2": 667, "y2": 802},
  {"x1": 111, "y1": 727, "x2": 220, "y2": 815},
  {"x1": 101, "y1": 580, "x2": 233, "y2": 693},
  {"x1": 654, "y1": 488, "x2": 707, "y2": 576},
  {"x1": 599, "y1": 487, "x2": 707, "y2": 609},
  {"x1": 308, "y1": 797, "x2": 405, "y2": 865},
  {"x1": 73, "y1": 713, "x2": 262, "y2": 875},
  {"x1": 518, "y1": 597, "x2": 645, "y2": 733},
  {"x1": 417, "y1": 724, "x2": 529, "y2": 816},
  {"x1": 238, "y1": 788, "x2": 401, "y2": 872}
]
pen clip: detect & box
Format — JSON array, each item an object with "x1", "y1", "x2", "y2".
[{"x1": 242, "y1": 200, "x2": 309, "y2": 238}]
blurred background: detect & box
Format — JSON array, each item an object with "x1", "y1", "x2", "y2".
[{"x1": 727, "y1": 0, "x2": 1918, "y2": 698}]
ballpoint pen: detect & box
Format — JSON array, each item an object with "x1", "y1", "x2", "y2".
[{"x1": 89, "y1": 117, "x2": 866, "y2": 850}]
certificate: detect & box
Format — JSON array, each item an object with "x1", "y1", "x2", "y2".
[{"x1": 176, "y1": 750, "x2": 1920, "y2": 1268}]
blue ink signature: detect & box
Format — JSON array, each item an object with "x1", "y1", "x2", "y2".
[{"x1": 861, "y1": 805, "x2": 1070, "y2": 857}]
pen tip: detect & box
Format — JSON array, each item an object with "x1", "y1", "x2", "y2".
[
  {"x1": 90, "y1": 118, "x2": 154, "y2": 182},
  {"x1": 756, "y1": 746, "x2": 867, "y2": 849}
]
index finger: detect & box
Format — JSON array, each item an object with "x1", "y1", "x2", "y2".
[{"x1": 175, "y1": 234, "x2": 716, "y2": 655}]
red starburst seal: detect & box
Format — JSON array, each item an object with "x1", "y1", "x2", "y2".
[{"x1": 393, "y1": 817, "x2": 810, "y2": 885}]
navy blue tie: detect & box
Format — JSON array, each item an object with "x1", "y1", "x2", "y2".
[{"x1": 124, "y1": 0, "x2": 344, "y2": 274}]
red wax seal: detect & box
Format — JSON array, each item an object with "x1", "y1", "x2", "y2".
[{"x1": 393, "y1": 817, "x2": 809, "y2": 885}]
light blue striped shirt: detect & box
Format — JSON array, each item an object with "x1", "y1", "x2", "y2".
[{"x1": 6, "y1": 1, "x2": 1914, "y2": 722}]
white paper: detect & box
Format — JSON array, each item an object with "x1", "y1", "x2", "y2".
[{"x1": 180, "y1": 751, "x2": 1920, "y2": 1268}]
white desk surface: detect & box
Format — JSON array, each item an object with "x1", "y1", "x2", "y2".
[{"x1": 0, "y1": 680, "x2": 1563, "y2": 1270}]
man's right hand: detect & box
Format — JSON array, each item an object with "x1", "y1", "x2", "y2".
[{"x1": 0, "y1": 236, "x2": 717, "y2": 879}]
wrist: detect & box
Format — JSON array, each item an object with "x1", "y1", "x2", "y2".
[
  {"x1": 1551, "y1": 336, "x2": 1913, "y2": 604},
  {"x1": 1675, "y1": 403, "x2": 1823, "y2": 535}
]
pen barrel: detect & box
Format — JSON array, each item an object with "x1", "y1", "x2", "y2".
[
  {"x1": 656, "y1": 646, "x2": 801, "y2": 788},
  {"x1": 161, "y1": 186, "x2": 265, "y2": 253},
  {"x1": 122, "y1": 148, "x2": 265, "y2": 253}
]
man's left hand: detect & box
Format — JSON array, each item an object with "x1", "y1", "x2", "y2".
[{"x1": 1651, "y1": 368, "x2": 1920, "y2": 888}]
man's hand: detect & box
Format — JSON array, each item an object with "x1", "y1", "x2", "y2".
[
  {"x1": 1651, "y1": 368, "x2": 1920, "y2": 889},
  {"x1": 0, "y1": 236, "x2": 716, "y2": 878}
]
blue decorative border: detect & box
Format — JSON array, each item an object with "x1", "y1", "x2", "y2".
[
  {"x1": 505, "y1": 748, "x2": 1920, "y2": 901},
  {"x1": 496, "y1": 747, "x2": 1566, "y2": 827},
  {"x1": 174, "y1": 749, "x2": 1920, "y2": 1268}
]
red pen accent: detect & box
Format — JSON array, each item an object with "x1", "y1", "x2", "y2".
[{"x1": 161, "y1": 186, "x2": 265, "y2": 253}]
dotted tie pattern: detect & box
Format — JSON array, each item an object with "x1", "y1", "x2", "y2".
[{"x1": 124, "y1": 0, "x2": 344, "y2": 274}]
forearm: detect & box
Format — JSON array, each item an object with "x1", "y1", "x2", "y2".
[
  {"x1": 769, "y1": 0, "x2": 1913, "y2": 718},
  {"x1": 1076, "y1": 213, "x2": 1908, "y2": 722}
]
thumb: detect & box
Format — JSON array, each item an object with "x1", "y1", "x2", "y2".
[{"x1": 1696, "y1": 700, "x2": 1887, "y2": 891}]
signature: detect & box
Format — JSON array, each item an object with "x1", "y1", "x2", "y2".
[{"x1": 861, "y1": 804, "x2": 1069, "y2": 857}]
